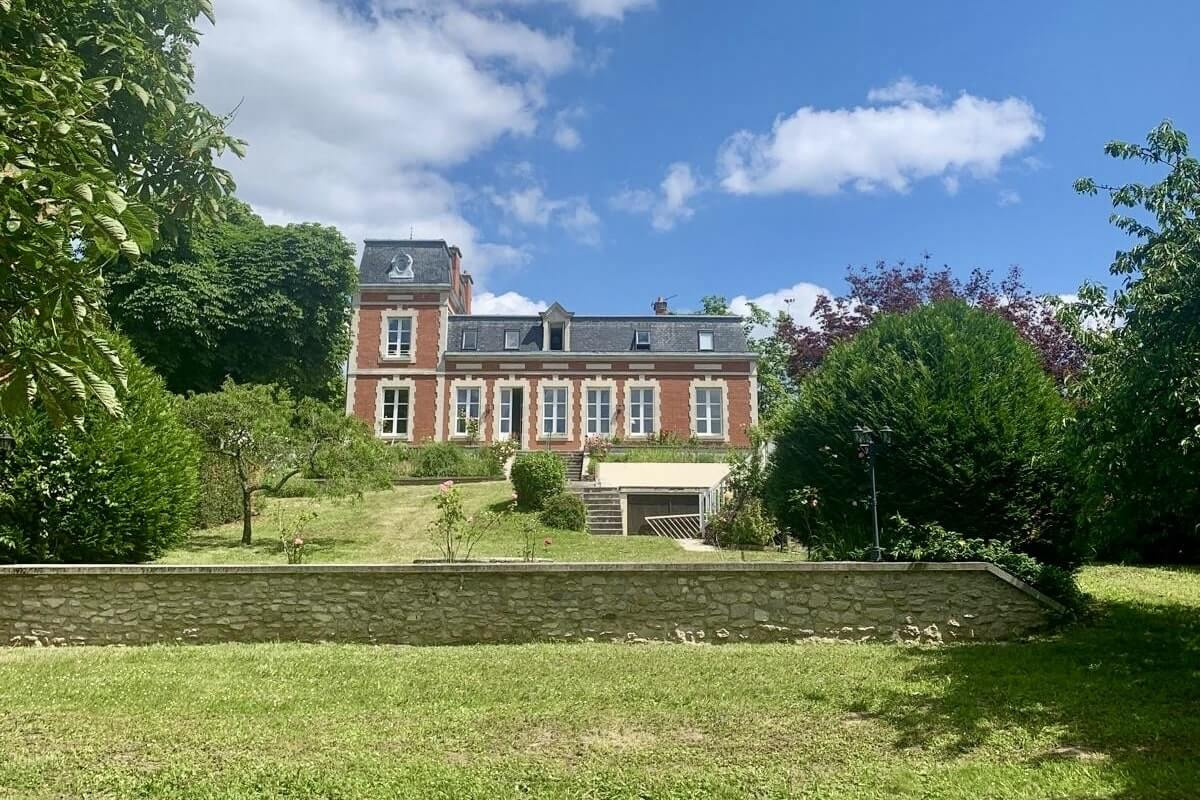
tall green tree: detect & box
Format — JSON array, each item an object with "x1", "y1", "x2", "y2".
[
  {"x1": 698, "y1": 294, "x2": 794, "y2": 423},
  {"x1": 1068, "y1": 121, "x2": 1200, "y2": 561},
  {"x1": 108, "y1": 200, "x2": 357, "y2": 401},
  {"x1": 0, "y1": 0, "x2": 241, "y2": 424},
  {"x1": 181, "y1": 381, "x2": 391, "y2": 545}
]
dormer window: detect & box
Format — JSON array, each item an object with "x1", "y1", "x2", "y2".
[
  {"x1": 698, "y1": 330, "x2": 714, "y2": 351},
  {"x1": 386, "y1": 252, "x2": 414, "y2": 281},
  {"x1": 539, "y1": 302, "x2": 574, "y2": 352},
  {"x1": 461, "y1": 329, "x2": 478, "y2": 351},
  {"x1": 549, "y1": 324, "x2": 564, "y2": 351},
  {"x1": 504, "y1": 329, "x2": 520, "y2": 350},
  {"x1": 634, "y1": 330, "x2": 651, "y2": 350}
]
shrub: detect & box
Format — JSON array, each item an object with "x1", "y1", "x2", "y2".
[
  {"x1": 706, "y1": 496, "x2": 774, "y2": 548},
  {"x1": 765, "y1": 302, "x2": 1081, "y2": 568},
  {"x1": 411, "y1": 442, "x2": 468, "y2": 477},
  {"x1": 0, "y1": 336, "x2": 200, "y2": 563},
  {"x1": 880, "y1": 517, "x2": 1082, "y2": 609},
  {"x1": 196, "y1": 452, "x2": 245, "y2": 528},
  {"x1": 540, "y1": 492, "x2": 586, "y2": 531},
  {"x1": 511, "y1": 451, "x2": 566, "y2": 510}
]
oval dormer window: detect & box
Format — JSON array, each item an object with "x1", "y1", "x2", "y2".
[{"x1": 386, "y1": 252, "x2": 415, "y2": 281}]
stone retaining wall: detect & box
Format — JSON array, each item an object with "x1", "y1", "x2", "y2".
[{"x1": 0, "y1": 562, "x2": 1062, "y2": 647}]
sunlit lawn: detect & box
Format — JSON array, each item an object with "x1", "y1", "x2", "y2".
[
  {"x1": 0, "y1": 566, "x2": 1196, "y2": 798},
  {"x1": 159, "y1": 481, "x2": 795, "y2": 565}
]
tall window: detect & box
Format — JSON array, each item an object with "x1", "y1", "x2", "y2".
[
  {"x1": 542, "y1": 386, "x2": 567, "y2": 436},
  {"x1": 695, "y1": 387, "x2": 723, "y2": 436},
  {"x1": 386, "y1": 317, "x2": 412, "y2": 357},
  {"x1": 549, "y1": 324, "x2": 564, "y2": 351},
  {"x1": 586, "y1": 387, "x2": 611, "y2": 435},
  {"x1": 381, "y1": 387, "x2": 409, "y2": 436},
  {"x1": 698, "y1": 330, "x2": 714, "y2": 352},
  {"x1": 455, "y1": 386, "x2": 480, "y2": 435},
  {"x1": 629, "y1": 387, "x2": 655, "y2": 435}
]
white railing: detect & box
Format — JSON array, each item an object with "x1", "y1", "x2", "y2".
[
  {"x1": 698, "y1": 473, "x2": 730, "y2": 535},
  {"x1": 644, "y1": 513, "x2": 702, "y2": 539}
]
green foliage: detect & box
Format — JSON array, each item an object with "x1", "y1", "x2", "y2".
[
  {"x1": 1066, "y1": 122, "x2": 1200, "y2": 562},
  {"x1": 510, "y1": 452, "x2": 566, "y2": 511},
  {"x1": 606, "y1": 448, "x2": 733, "y2": 463},
  {"x1": 539, "y1": 492, "x2": 586, "y2": 532},
  {"x1": 409, "y1": 443, "x2": 503, "y2": 478},
  {"x1": 195, "y1": 452, "x2": 245, "y2": 528},
  {"x1": 0, "y1": 0, "x2": 241, "y2": 422},
  {"x1": 707, "y1": 496, "x2": 775, "y2": 548},
  {"x1": 108, "y1": 200, "x2": 357, "y2": 401},
  {"x1": 0, "y1": 335, "x2": 200, "y2": 562},
  {"x1": 427, "y1": 481, "x2": 512, "y2": 562},
  {"x1": 765, "y1": 302, "x2": 1079, "y2": 567},
  {"x1": 702, "y1": 295, "x2": 795, "y2": 422},
  {"x1": 181, "y1": 380, "x2": 390, "y2": 544},
  {"x1": 876, "y1": 517, "x2": 1082, "y2": 609}
]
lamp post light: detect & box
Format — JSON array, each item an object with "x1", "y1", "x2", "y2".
[
  {"x1": 0, "y1": 431, "x2": 14, "y2": 462},
  {"x1": 852, "y1": 424, "x2": 892, "y2": 562}
]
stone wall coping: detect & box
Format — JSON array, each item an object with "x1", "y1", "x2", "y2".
[{"x1": 0, "y1": 560, "x2": 1065, "y2": 613}]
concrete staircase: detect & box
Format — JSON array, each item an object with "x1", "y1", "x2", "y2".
[
  {"x1": 556, "y1": 451, "x2": 585, "y2": 482},
  {"x1": 576, "y1": 486, "x2": 622, "y2": 535}
]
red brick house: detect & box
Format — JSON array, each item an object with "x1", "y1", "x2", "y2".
[{"x1": 345, "y1": 240, "x2": 759, "y2": 450}]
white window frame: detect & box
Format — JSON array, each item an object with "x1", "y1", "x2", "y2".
[
  {"x1": 379, "y1": 311, "x2": 417, "y2": 362},
  {"x1": 537, "y1": 380, "x2": 572, "y2": 441},
  {"x1": 503, "y1": 329, "x2": 521, "y2": 350},
  {"x1": 461, "y1": 329, "x2": 478, "y2": 351},
  {"x1": 492, "y1": 379, "x2": 531, "y2": 450},
  {"x1": 584, "y1": 381, "x2": 616, "y2": 436},
  {"x1": 451, "y1": 382, "x2": 483, "y2": 438},
  {"x1": 690, "y1": 379, "x2": 729, "y2": 442},
  {"x1": 634, "y1": 329, "x2": 651, "y2": 350},
  {"x1": 374, "y1": 378, "x2": 415, "y2": 441},
  {"x1": 625, "y1": 380, "x2": 659, "y2": 438},
  {"x1": 698, "y1": 330, "x2": 715, "y2": 352}
]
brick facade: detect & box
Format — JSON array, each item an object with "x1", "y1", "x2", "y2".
[{"x1": 345, "y1": 243, "x2": 758, "y2": 450}]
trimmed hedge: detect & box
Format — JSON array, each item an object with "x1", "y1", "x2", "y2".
[
  {"x1": 410, "y1": 443, "x2": 502, "y2": 479},
  {"x1": 511, "y1": 452, "x2": 565, "y2": 511},
  {"x1": 539, "y1": 492, "x2": 586, "y2": 531}
]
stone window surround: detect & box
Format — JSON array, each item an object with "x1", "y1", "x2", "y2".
[
  {"x1": 491, "y1": 378, "x2": 531, "y2": 450},
  {"x1": 582, "y1": 378, "x2": 618, "y2": 437},
  {"x1": 690, "y1": 378, "x2": 730, "y2": 443},
  {"x1": 378, "y1": 309, "x2": 418, "y2": 363},
  {"x1": 536, "y1": 379, "x2": 574, "y2": 442},
  {"x1": 449, "y1": 378, "x2": 486, "y2": 439},
  {"x1": 624, "y1": 378, "x2": 660, "y2": 439},
  {"x1": 374, "y1": 377, "x2": 416, "y2": 441}
]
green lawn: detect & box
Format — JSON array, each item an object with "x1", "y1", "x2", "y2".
[
  {"x1": 1, "y1": 565, "x2": 1197, "y2": 798},
  {"x1": 160, "y1": 481, "x2": 794, "y2": 564}
]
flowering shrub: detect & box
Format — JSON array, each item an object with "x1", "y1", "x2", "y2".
[
  {"x1": 427, "y1": 481, "x2": 511, "y2": 562},
  {"x1": 277, "y1": 508, "x2": 318, "y2": 564}
]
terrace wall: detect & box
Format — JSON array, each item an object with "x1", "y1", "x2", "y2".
[{"x1": 0, "y1": 562, "x2": 1061, "y2": 647}]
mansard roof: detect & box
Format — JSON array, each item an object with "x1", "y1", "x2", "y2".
[
  {"x1": 446, "y1": 314, "x2": 751, "y2": 354},
  {"x1": 359, "y1": 240, "x2": 453, "y2": 286}
]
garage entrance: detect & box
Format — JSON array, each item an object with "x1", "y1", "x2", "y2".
[{"x1": 626, "y1": 493, "x2": 700, "y2": 535}]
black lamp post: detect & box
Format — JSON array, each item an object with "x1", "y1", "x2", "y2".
[
  {"x1": 852, "y1": 424, "x2": 892, "y2": 561},
  {"x1": 0, "y1": 431, "x2": 14, "y2": 462}
]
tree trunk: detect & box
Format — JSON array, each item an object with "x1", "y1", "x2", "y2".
[{"x1": 241, "y1": 488, "x2": 253, "y2": 545}]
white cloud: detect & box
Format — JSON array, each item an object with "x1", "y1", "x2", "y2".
[
  {"x1": 193, "y1": 0, "x2": 615, "y2": 283},
  {"x1": 611, "y1": 162, "x2": 701, "y2": 231},
  {"x1": 473, "y1": 290, "x2": 549, "y2": 314},
  {"x1": 866, "y1": 77, "x2": 943, "y2": 105},
  {"x1": 551, "y1": 107, "x2": 585, "y2": 150},
  {"x1": 717, "y1": 85, "x2": 1043, "y2": 196},
  {"x1": 997, "y1": 189, "x2": 1021, "y2": 206},
  {"x1": 488, "y1": 185, "x2": 601, "y2": 244},
  {"x1": 729, "y1": 282, "x2": 833, "y2": 335},
  {"x1": 556, "y1": 0, "x2": 655, "y2": 21}
]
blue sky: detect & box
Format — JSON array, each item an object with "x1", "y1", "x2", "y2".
[{"x1": 193, "y1": 0, "x2": 1200, "y2": 318}]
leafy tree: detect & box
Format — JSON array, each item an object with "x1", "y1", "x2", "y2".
[
  {"x1": 181, "y1": 381, "x2": 391, "y2": 545},
  {"x1": 0, "y1": 0, "x2": 241, "y2": 423},
  {"x1": 774, "y1": 258, "x2": 1084, "y2": 384},
  {"x1": 764, "y1": 302, "x2": 1080, "y2": 567},
  {"x1": 1066, "y1": 121, "x2": 1200, "y2": 561},
  {"x1": 698, "y1": 295, "x2": 795, "y2": 421},
  {"x1": 0, "y1": 334, "x2": 200, "y2": 563},
  {"x1": 107, "y1": 200, "x2": 357, "y2": 401}
]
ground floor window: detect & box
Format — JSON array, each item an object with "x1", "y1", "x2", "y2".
[
  {"x1": 586, "y1": 387, "x2": 611, "y2": 435},
  {"x1": 694, "y1": 387, "x2": 723, "y2": 436},
  {"x1": 455, "y1": 386, "x2": 480, "y2": 435},
  {"x1": 629, "y1": 387, "x2": 655, "y2": 435},
  {"x1": 381, "y1": 387, "x2": 409, "y2": 436},
  {"x1": 542, "y1": 386, "x2": 567, "y2": 436}
]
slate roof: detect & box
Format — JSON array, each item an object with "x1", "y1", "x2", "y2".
[
  {"x1": 359, "y1": 240, "x2": 453, "y2": 286},
  {"x1": 446, "y1": 315, "x2": 751, "y2": 354}
]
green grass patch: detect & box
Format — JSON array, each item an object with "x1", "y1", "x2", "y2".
[
  {"x1": 605, "y1": 447, "x2": 736, "y2": 463},
  {"x1": 0, "y1": 566, "x2": 1196, "y2": 798},
  {"x1": 160, "y1": 482, "x2": 794, "y2": 565}
]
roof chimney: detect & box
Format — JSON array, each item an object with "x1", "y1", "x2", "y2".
[{"x1": 653, "y1": 296, "x2": 669, "y2": 316}]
